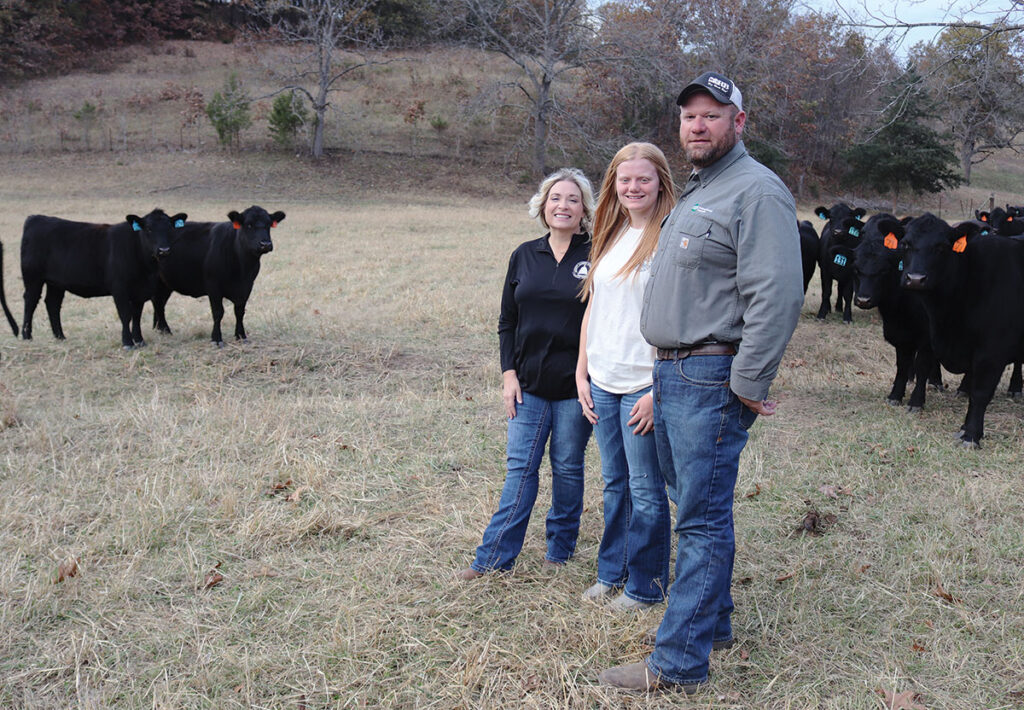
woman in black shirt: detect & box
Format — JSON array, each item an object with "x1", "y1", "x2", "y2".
[{"x1": 457, "y1": 168, "x2": 595, "y2": 579}]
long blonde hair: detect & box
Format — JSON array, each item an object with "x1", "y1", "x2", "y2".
[{"x1": 582, "y1": 143, "x2": 676, "y2": 299}]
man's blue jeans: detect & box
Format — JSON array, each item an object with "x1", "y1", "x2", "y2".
[
  {"x1": 471, "y1": 391, "x2": 592, "y2": 572},
  {"x1": 590, "y1": 383, "x2": 671, "y2": 602},
  {"x1": 645, "y1": 355, "x2": 757, "y2": 685}
]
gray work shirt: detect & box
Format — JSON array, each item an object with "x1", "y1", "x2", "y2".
[{"x1": 640, "y1": 140, "x2": 804, "y2": 401}]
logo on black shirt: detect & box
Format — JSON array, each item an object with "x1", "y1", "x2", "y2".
[{"x1": 572, "y1": 261, "x2": 590, "y2": 279}]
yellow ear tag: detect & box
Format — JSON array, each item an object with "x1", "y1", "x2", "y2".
[
  {"x1": 952, "y1": 236, "x2": 967, "y2": 253},
  {"x1": 884, "y1": 233, "x2": 898, "y2": 249}
]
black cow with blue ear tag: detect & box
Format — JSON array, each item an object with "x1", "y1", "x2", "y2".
[
  {"x1": 152, "y1": 205, "x2": 285, "y2": 346},
  {"x1": 814, "y1": 203, "x2": 866, "y2": 322},
  {"x1": 20, "y1": 209, "x2": 185, "y2": 349},
  {"x1": 900, "y1": 213, "x2": 1024, "y2": 447}
]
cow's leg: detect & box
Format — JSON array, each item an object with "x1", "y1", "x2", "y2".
[
  {"x1": 208, "y1": 293, "x2": 225, "y2": 347},
  {"x1": 840, "y1": 279, "x2": 854, "y2": 323},
  {"x1": 816, "y1": 272, "x2": 833, "y2": 320},
  {"x1": 888, "y1": 344, "x2": 913, "y2": 405},
  {"x1": 1007, "y1": 361, "x2": 1022, "y2": 401},
  {"x1": 152, "y1": 282, "x2": 172, "y2": 335},
  {"x1": 927, "y1": 360, "x2": 944, "y2": 390},
  {"x1": 955, "y1": 372, "x2": 970, "y2": 399},
  {"x1": 958, "y1": 361, "x2": 1002, "y2": 447},
  {"x1": 43, "y1": 286, "x2": 66, "y2": 340},
  {"x1": 131, "y1": 301, "x2": 146, "y2": 347},
  {"x1": 906, "y1": 348, "x2": 932, "y2": 411},
  {"x1": 21, "y1": 278, "x2": 44, "y2": 340},
  {"x1": 233, "y1": 300, "x2": 247, "y2": 341},
  {"x1": 112, "y1": 295, "x2": 135, "y2": 349}
]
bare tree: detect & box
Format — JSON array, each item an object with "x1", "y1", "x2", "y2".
[
  {"x1": 915, "y1": 25, "x2": 1024, "y2": 183},
  {"x1": 247, "y1": 0, "x2": 384, "y2": 158},
  {"x1": 456, "y1": 0, "x2": 596, "y2": 177}
]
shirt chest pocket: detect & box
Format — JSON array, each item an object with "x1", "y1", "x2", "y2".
[{"x1": 671, "y1": 215, "x2": 713, "y2": 269}]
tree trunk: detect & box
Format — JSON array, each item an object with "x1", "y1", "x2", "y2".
[
  {"x1": 960, "y1": 138, "x2": 974, "y2": 185},
  {"x1": 532, "y1": 77, "x2": 552, "y2": 179}
]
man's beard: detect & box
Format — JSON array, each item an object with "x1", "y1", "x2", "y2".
[{"x1": 684, "y1": 133, "x2": 737, "y2": 169}]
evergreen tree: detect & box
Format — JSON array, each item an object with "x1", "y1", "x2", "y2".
[{"x1": 843, "y1": 65, "x2": 962, "y2": 198}]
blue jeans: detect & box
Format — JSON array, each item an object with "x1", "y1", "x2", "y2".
[
  {"x1": 471, "y1": 391, "x2": 592, "y2": 572},
  {"x1": 591, "y1": 383, "x2": 671, "y2": 602},
  {"x1": 645, "y1": 355, "x2": 757, "y2": 685}
]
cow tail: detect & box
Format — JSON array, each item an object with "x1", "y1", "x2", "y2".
[{"x1": 0, "y1": 241, "x2": 18, "y2": 336}]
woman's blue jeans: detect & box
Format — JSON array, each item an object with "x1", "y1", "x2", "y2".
[
  {"x1": 591, "y1": 383, "x2": 671, "y2": 602},
  {"x1": 471, "y1": 391, "x2": 592, "y2": 573},
  {"x1": 645, "y1": 355, "x2": 756, "y2": 685}
]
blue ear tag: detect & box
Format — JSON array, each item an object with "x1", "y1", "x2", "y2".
[
  {"x1": 833, "y1": 254, "x2": 847, "y2": 267},
  {"x1": 817, "y1": 212, "x2": 826, "y2": 220},
  {"x1": 132, "y1": 222, "x2": 141, "y2": 232},
  {"x1": 848, "y1": 226, "x2": 860, "y2": 237},
  {"x1": 898, "y1": 260, "x2": 904, "y2": 272},
  {"x1": 175, "y1": 218, "x2": 185, "y2": 228}
]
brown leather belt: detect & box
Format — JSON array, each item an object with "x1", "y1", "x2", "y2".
[{"x1": 656, "y1": 343, "x2": 736, "y2": 360}]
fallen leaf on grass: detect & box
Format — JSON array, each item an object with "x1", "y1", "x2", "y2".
[
  {"x1": 924, "y1": 620, "x2": 934, "y2": 629},
  {"x1": 521, "y1": 674, "x2": 541, "y2": 694},
  {"x1": 55, "y1": 557, "x2": 79, "y2": 583},
  {"x1": 876, "y1": 687, "x2": 928, "y2": 709},
  {"x1": 855, "y1": 563, "x2": 872, "y2": 574},
  {"x1": 911, "y1": 641, "x2": 927, "y2": 652},
  {"x1": 776, "y1": 571, "x2": 795, "y2": 582},
  {"x1": 744, "y1": 484, "x2": 761, "y2": 498},
  {"x1": 931, "y1": 581, "x2": 961, "y2": 604},
  {"x1": 287, "y1": 485, "x2": 311, "y2": 503},
  {"x1": 203, "y1": 562, "x2": 224, "y2": 590},
  {"x1": 266, "y1": 479, "x2": 293, "y2": 496}
]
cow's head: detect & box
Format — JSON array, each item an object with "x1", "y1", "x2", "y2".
[
  {"x1": 126, "y1": 209, "x2": 187, "y2": 260},
  {"x1": 816, "y1": 203, "x2": 866, "y2": 243},
  {"x1": 853, "y1": 214, "x2": 904, "y2": 309},
  {"x1": 228, "y1": 206, "x2": 285, "y2": 255},
  {"x1": 900, "y1": 214, "x2": 985, "y2": 291}
]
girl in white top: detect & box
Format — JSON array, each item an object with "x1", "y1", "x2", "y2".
[{"x1": 576, "y1": 142, "x2": 676, "y2": 610}]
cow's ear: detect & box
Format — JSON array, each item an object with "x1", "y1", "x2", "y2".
[
  {"x1": 270, "y1": 211, "x2": 285, "y2": 226},
  {"x1": 126, "y1": 215, "x2": 142, "y2": 232},
  {"x1": 171, "y1": 213, "x2": 187, "y2": 228},
  {"x1": 899, "y1": 215, "x2": 914, "y2": 225},
  {"x1": 877, "y1": 217, "x2": 905, "y2": 248},
  {"x1": 814, "y1": 206, "x2": 829, "y2": 220},
  {"x1": 951, "y1": 221, "x2": 986, "y2": 253},
  {"x1": 853, "y1": 207, "x2": 867, "y2": 219},
  {"x1": 228, "y1": 211, "x2": 242, "y2": 229}
]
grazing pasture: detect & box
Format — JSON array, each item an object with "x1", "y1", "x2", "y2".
[{"x1": 1, "y1": 155, "x2": 1023, "y2": 708}]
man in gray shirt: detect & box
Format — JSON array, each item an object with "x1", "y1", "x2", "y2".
[{"x1": 599, "y1": 72, "x2": 804, "y2": 693}]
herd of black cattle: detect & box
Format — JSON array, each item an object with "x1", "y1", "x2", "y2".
[
  {"x1": 0, "y1": 201, "x2": 1022, "y2": 449},
  {"x1": 0, "y1": 205, "x2": 284, "y2": 353},
  {"x1": 803, "y1": 202, "x2": 1024, "y2": 448}
]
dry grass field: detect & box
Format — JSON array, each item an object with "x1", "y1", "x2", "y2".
[{"x1": 1, "y1": 41, "x2": 1023, "y2": 710}]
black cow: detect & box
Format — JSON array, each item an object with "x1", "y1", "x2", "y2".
[
  {"x1": 0, "y1": 240, "x2": 18, "y2": 336},
  {"x1": 898, "y1": 213, "x2": 1024, "y2": 446},
  {"x1": 152, "y1": 205, "x2": 284, "y2": 346},
  {"x1": 798, "y1": 220, "x2": 818, "y2": 293},
  {"x1": 852, "y1": 214, "x2": 942, "y2": 410},
  {"x1": 990, "y1": 206, "x2": 1024, "y2": 237},
  {"x1": 21, "y1": 210, "x2": 185, "y2": 349},
  {"x1": 815, "y1": 203, "x2": 866, "y2": 322}
]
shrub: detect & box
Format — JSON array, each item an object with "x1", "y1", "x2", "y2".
[
  {"x1": 205, "y1": 73, "x2": 251, "y2": 148},
  {"x1": 268, "y1": 91, "x2": 308, "y2": 148}
]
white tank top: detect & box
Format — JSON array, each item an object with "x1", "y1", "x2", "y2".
[{"x1": 586, "y1": 225, "x2": 656, "y2": 394}]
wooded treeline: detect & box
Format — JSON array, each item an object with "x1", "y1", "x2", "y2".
[{"x1": 2, "y1": 0, "x2": 1022, "y2": 196}]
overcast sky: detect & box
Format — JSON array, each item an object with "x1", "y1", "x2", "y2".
[{"x1": 799, "y1": 0, "x2": 1018, "y2": 51}]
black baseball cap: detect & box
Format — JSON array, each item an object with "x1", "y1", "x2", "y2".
[{"x1": 677, "y1": 72, "x2": 744, "y2": 112}]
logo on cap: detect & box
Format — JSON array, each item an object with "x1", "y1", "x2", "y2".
[{"x1": 707, "y1": 76, "x2": 732, "y2": 94}]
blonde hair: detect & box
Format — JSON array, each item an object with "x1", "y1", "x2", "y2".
[
  {"x1": 582, "y1": 142, "x2": 676, "y2": 299},
  {"x1": 527, "y1": 167, "x2": 596, "y2": 233}
]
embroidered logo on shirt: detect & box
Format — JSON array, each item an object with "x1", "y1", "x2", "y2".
[
  {"x1": 572, "y1": 260, "x2": 590, "y2": 279},
  {"x1": 681, "y1": 237, "x2": 690, "y2": 249},
  {"x1": 690, "y1": 204, "x2": 713, "y2": 214}
]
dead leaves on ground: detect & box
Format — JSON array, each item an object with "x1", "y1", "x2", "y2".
[
  {"x1": 265, "y1": 478, "x2": 311, "y2": 503},
  {"x1": 54, "y1": 556, "x2": 79, "y2": 583},
  {"x1": 931, "y1": 580, "x2": 962, "y2": 605},
  {"x1": 876, "y1": 687, "x2": 928, "y2": 709},
  {"x1": 202, "y1": 561, "x2": 224, "y2": 591}
]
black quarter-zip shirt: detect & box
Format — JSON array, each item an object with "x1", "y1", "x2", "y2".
[{"x1": 498, "y1": 232, "x2": 591, "y2": 400}]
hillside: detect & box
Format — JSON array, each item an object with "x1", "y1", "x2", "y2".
[{"x1": 1, "y1": 40, "x2": 1023, "y2": 215}]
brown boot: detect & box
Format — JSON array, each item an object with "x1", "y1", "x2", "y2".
[
  {"x1": 597, "y1": 662, "x2": 699, "y2": 694},
  {"x1": 455, "y1": 567, "x2": 484, "y2": 581}
]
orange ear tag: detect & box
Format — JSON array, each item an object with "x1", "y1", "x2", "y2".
[
  {"x1": 271, "y1": 221, "x2": 278, "y2": 228},
  {"x1": 981, "y1": 215, "x2": 988, "y2": 222},
  {"x1": 884, "y1": 233, "x2": 898, "y2": 249},
  {"x1": 1008, "y1": 216, "x2": 1014, "y2": 222},
  {"x1": 952, "y1": 236, "x2": 967, "y2": 253},
  {"x1": 233, "y1": 222, "x2": 241, "y2": 230}
]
